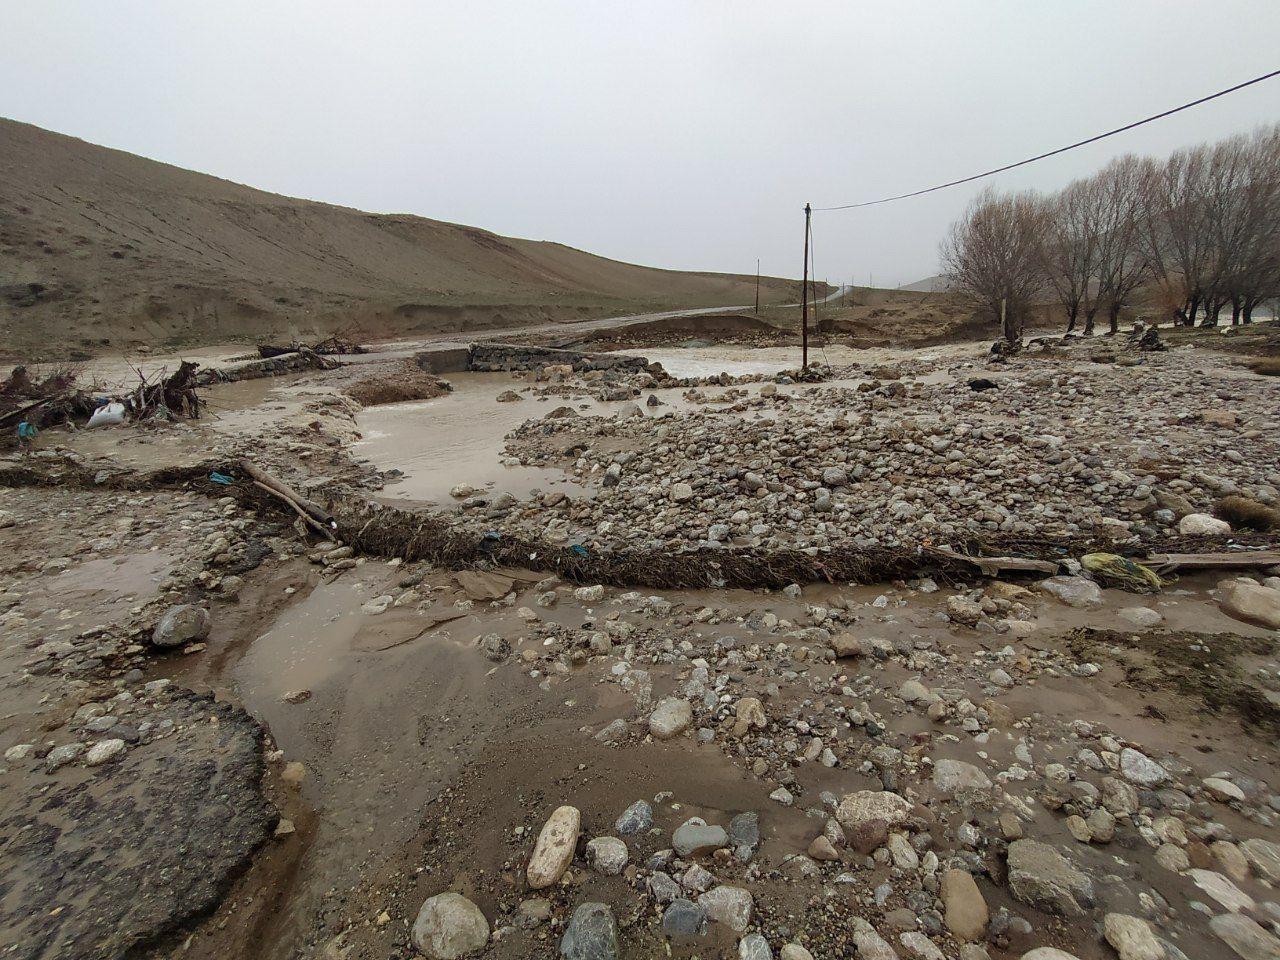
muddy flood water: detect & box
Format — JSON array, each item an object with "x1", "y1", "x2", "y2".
[{"x1": 353, "y1": 343, "x2": 980, "y2": 505}]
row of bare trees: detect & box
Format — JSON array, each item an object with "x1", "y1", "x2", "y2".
[{"x1": 941, "y1": 124, "x2": 1280, "y2": 339}]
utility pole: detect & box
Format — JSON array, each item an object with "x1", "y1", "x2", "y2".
[
  {"x1": 801, "y1": 202, "x2": 811, "y2": 370},
  {"x1": 755, "y1": 259, "x2": 760, "y2": 315}
]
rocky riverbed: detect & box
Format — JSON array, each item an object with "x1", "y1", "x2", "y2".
[{"x1": 1, "y1": 330, "x2": 1279, "y2": 960}]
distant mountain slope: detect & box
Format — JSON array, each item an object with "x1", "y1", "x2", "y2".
[
  {"x1": 0, "y1": 119, "x2": 800, "y2": 358},
  {"x1": 898, "y1": 274, "x2": 951, "y2": 293}
]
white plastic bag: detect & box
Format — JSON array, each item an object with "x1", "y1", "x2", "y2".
[{"x1": 87, "y1": 402, "x2": 126, "y2": 428}]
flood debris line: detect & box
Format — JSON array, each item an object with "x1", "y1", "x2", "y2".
[
  {"x1": 3, "y1": 454, "x2": 1279, "y2": 590},
  {"x1": 1, "y1": 360, "x2": 210, "y2": 444},
  {"x1": 467, "y1": 342, "x2": 655, "y2": 374},
  {"x1": 0, "y1": 364, "x2": 101, "y2": 435},
  {"x1": 327, "y1": 494, "x2": 1280, "y2": 589},
  {"x1": 196, "y1": 347, "x2": 342, "y2": 385}
]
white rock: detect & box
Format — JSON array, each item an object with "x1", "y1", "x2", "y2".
[
  {"x1": 85, "y1": 739, "x2": 126, "y2": 766},
  {"x1": 586, "y1": 836, "x2": 629, "y2": 876},
  {"x1": 1119, "y1": 748, "x2": 1168, "y2": 787},
  {"x1": 1180, "y1": 513, "x2": 1230, "y2": 535},
  {"x1": 649, "y1": 697, "x2": 693, "y2": 740},
  {"x1": 1209, "y1": 913, "x2": 1280, "y2": 960},
  {"x1": 1117, "y1": 607, "x2": 1163, "y2": 629},
  {"x1": 1102, "y1": 914, "x2": 1164, "y2": 960},
  {"x1": 699, "y1": 885, "x2": 753, "y2": 932},
  {"x1": 527, "y1": 805, "x2": 581, "y2": 889},
  {"x1": 1037, "y1": 576, "x2": 1103, "y2": 608},
  {"x1": 836, "y1": 790, "x2": 913, "y2": 832},
  {"x1": 1217, "y1": 578, "x2": 1280, "y2": 629},
  {"x1": 1203, "y1": 777, "x2": 1246, "y2": 804},
  {"x1": 1187, "y1": 869, "x2": 1256, "y2": 913},
  {"x1": 932, "y1": 759, "x2": 992, "y2": 797},
  {"x1": 411, "y1": 892, "x2": 489, "y2": 959}
]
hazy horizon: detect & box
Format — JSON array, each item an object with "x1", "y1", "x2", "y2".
[{"x1": 3, "y1": 1, "x2": 1278, "y2": 287}]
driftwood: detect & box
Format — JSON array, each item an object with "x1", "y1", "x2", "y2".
[
  {"x1": 238, "y1": 460, "x2": 338, "y2": 539},
  {"x1": 930, "y1": 545, "x2": 1059, "y2": 576},
  {"x1": 1147, "y1": 551, "x2": 1280, "y2": 573}
]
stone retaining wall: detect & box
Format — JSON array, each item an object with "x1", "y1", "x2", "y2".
[{"x1": 466, "y1": 342, "x2": 654, "y2": 374}]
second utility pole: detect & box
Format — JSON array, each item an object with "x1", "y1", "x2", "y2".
[{"x1": 801, "y1": 202, "x2": 811, "y2": 370}]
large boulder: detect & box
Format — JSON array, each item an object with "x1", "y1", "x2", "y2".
[
  {"x1": 151, "y1": 604, "x2": 211, "y2": 648},
  {"x1": 1209, "y1": 914, "x2": 1280, "y2": 960},
  {"x1": 527, "y1": 805, "x2": 581, "y2": 889},
  {"x1": 411, "y1": 893, "x2": 489, "y2": 959},
  {"x1": 1217, "y1": 579, "x2": 1280, "y2": 629},
  {"x1": 1240, "y1": 838, "x2": 1280, "y2": 884},
  {"x1": 1006, "y1": 840, "x2": 1094, "y2": 916}
]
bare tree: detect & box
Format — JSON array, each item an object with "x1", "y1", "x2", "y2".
[
  {"x1": 1039, "y1": 178, "x2": 1103, "y2": 333},
  {"x1": 1224, "y1": 125, "x2": 1280, "y2": 324},
  {"x1": 941, "y1": 188, "x2": 1046, "y2": 342},
  {"x1": 1092, "y1": 155, "x2": 1150, "y2": 334},
  {"x1": 1141, "y1": 143, "x2": 1214, "y2": 325}
]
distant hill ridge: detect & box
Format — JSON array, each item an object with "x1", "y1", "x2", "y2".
[{"x1": 0, "y1": 119, "x2": 799, "y2": 357}]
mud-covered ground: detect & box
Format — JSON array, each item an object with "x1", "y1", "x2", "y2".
[{"x1": 1, "y1": 326, "x2": 1278, "y2": 960}]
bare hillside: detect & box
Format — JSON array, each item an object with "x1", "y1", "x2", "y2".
[{"x1": 0, "y1": 120, "x2": 801, "y2": 358}]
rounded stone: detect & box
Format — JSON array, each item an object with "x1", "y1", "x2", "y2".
[
  {"x1": 560, "y1": 902, "x2": 619, "y2": 960},
  {"x1": 586, "y1": 836, "x2": 628, "y2": 876},
  {"x1": 649, "y1": 697, "x2": 693, "y2": 740},
  {"x1": 411, "y1": 892, "x2": 489, "y2": 959},
  {"x1": 151, "y1": 604, "x2": 211, "y2": 648}
]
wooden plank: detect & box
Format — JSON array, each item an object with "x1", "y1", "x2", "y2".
[{"x1": 1147, "y1": 551, "x2": 1280, "y2": 572}]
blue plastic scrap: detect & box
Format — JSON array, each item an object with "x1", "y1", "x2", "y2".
[{"x1": 208, "y1": 471, "x2": 234, "y2": 485}]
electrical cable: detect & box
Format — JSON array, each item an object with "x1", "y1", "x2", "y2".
[{"x1": 813, "y1": 68, "x2": 1280, "y2": 212}]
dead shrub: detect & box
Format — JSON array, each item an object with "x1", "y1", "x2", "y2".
[
  {"x1": 1245, "y1": 357, "x2": 1280, "y2": 376},
  {"x1": 1215, "y1": 495, "x2": 1280, "y2": 531}
]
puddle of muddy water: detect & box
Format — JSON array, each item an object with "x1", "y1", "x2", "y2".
[
  {"x1": 616, "y1": 342, "x2": 985, "y2": 379},
  {"x1": 352, "y1": 342, "x2": 977, "y2": 505}
]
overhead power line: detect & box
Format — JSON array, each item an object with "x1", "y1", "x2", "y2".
[{"x1": 813, "y1": 68, "x2": 1280, "y2": 212}]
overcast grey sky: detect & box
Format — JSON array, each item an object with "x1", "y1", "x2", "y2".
[{"x1": 3, "y1": 1, "x2": 1279, "y2": 286}]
